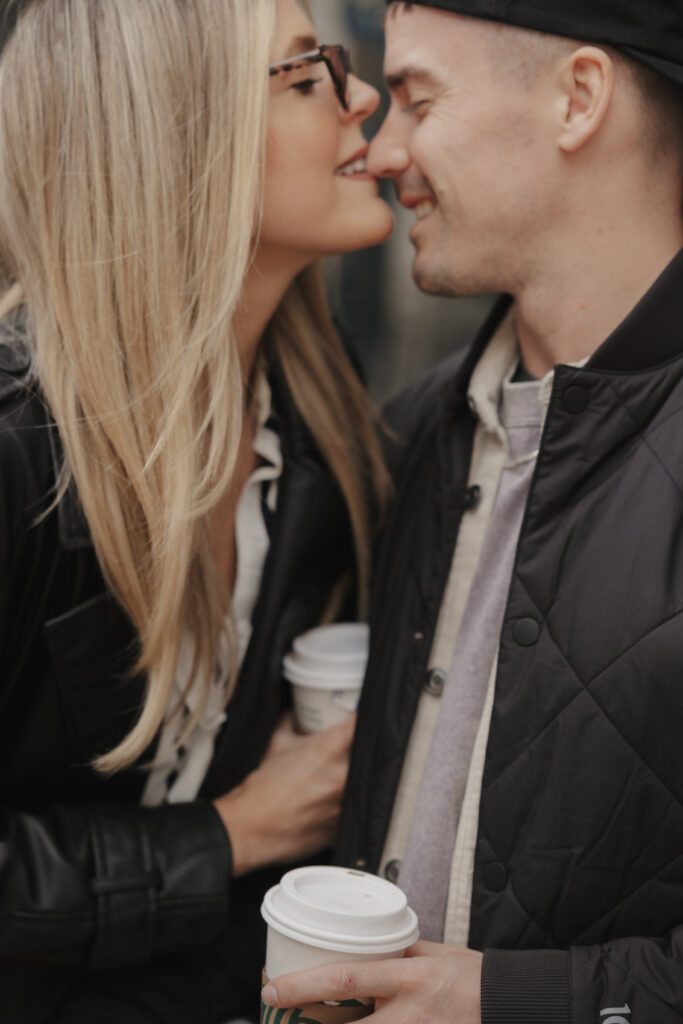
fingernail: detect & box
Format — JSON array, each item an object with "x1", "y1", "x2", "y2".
[{"x1": 261, "y1": 983, "x2": 278, "y2": 1006}]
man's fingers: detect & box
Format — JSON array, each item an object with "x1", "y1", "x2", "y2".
[
  {"x1": 405, "y1": 940, "x2": 456, "y2": 958},
  {"x1": 262, "y1": 959, "x2": 407, "y2": 1008}
]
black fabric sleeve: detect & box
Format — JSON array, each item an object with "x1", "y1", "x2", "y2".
[
  {"x1": 481, "y1": 949, "x2": 571, "y2": 1023},
  {"x1": 482, "y1": 928, "x2": 683, "y2": 1024},
  {"x1": 0, "y1": 798, "x2": 232, "y2": 966},
  {"x1": 569, "y1": 927, "x2": 683, "y2": 1023},
  {"x1": 0, "y1": 800, "x2": 232, "y2": 970}
]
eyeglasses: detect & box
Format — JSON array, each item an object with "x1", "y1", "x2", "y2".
[{"x1": 269, "y1": 44, "x2": 352, "y2": 112}]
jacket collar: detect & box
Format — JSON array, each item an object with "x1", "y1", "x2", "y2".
[
  {"x1": 587, "y1": 248, "x2": 683, "y2": 372},
  {"x1": 46, "y1": 421, "x2": 93, "y2": 551},
  {"x1": 447, "y1": 247, "x2": 683, "y2": 410}
]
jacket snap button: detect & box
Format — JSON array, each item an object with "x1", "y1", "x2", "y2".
[
  {"x1": 384, "y1": 859, "x2": 401, "y2": 884},
  {"x1": 425, "y1": 668, "x2": 446, "y2": 696},
  {"x1": 513, "y1": 617, "x2": 540, "y2": 647},
  {"x1": 483, "y1": 862, "x2": 508, "y2": 892},
  {"x1": 562, "y1": 385, "x2": 589, "y2": 414},
  {"x1": 462, "y1": 485, "x2": 482, "y2": 511}
]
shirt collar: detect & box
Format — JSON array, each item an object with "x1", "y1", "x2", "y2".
[
  {"x1": 466, "y1": 305, "x2": 588, "y2": 437},
  {"x1": 251, "y1": 373, "x2": 282, "y2": 477},
  {"x1": 467, "y1": 307, "x2": 518, "y2": 438}
]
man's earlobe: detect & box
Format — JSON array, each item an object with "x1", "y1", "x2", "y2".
[{"x1": 557, "y1": 46, "x2": 614, "y2": 154}]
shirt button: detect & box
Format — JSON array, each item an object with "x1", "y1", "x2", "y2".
[
  {"x1": 354, "y1": 857, "x2": 368, "y2": 871},
  {"x1": 425, "y1": 668, "x2": 446, "y2": 696},
  {"x1": 513, "y1": 617, "x2": 540, "y2": 647},
  {"x1": 384, "y1": 859, "x2": 401, "y2": 884},
  {"x1": 562, "y1": 385, "x2": 589, "y2": 414},
  {"x1": 483, "y1": 862, "x2": 509, "y2": 892},
  {"x1": 462, "y1": 485, "x2": 482, "y2": 511}
]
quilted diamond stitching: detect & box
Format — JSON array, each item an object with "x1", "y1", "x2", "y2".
[{"x1": 484, "y1": 574, "x2": 683, "y2": 809}]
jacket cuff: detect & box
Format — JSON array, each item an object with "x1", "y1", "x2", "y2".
[
  {"x1": 481, "y1": 948, "x2": 571, "y2": 1024},
  {"x1": 85, "y1": 800, "x2": 232, "y2": 968}
]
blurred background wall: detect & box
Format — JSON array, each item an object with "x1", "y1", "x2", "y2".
[{"x1": 311, "y1": 0, "x2": 494, "y2": 402}]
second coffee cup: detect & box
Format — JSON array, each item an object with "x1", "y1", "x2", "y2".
[
  {"x1": 261, "y1": 865, "x2": 419, "y2": 1024},
  {"x1": 283, "y1": 623, "x2": 369, "y2": 734}
]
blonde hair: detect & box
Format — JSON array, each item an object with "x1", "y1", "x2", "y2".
[{"x1": 0, "y1": 0, "x2": 390, "y2": 773}]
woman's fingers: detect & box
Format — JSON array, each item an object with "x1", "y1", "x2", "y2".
[{"x1": 312, "y1": 714, "x2": 356, "y2": 756}]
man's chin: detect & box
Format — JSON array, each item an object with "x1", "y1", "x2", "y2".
[
  {"x1": 412, "y1": 253, "x2": 483, "y2": 298},
  {"x1": 412, "y1": 255, "x2": 456, "y2": 297}
]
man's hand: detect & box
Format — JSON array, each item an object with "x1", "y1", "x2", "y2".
[{"x1": 261, "y1": 940, "x2": 483, "y2": 1024}]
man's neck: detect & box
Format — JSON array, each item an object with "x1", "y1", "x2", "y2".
[{"x1": 514, "y1": 221, "x2": 683, "y2": 378}]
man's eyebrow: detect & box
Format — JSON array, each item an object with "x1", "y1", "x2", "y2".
[
  {"x1": 283, "y1": 34, "x2": 319, "y2": 59},
  {"x1": 385, "y1": 66, "x2": 442, "y2": 90}
]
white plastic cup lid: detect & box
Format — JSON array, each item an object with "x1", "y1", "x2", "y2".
[
  {"x1": 283, "y1": 654, "x2": 365, "y2": 690},
  {"x1": 292, "y1": 623, "x2": 369, "y2": 666},
  {"x1": 261, "y1": 866, "x2": 419, "y2": 955}
]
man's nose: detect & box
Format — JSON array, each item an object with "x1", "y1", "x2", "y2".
[{"x1": 367, "y1": 111, "x2": 411, "y2": 179}]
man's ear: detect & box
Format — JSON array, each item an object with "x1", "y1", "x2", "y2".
[{"x1": 556, "y1": 46, "x2": 615, "y2": 153}]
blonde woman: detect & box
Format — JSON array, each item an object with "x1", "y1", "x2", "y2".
[{"x1": 0, "y1": 0, "x2": 394, "y2": 1021}]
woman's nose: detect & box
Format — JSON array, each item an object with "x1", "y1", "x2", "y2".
[{"x1": 344, "y1": 73, "x2": 381, "y2": 122}]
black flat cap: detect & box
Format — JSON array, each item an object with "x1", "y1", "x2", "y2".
[
  {"x1": 0, "y1": 1, "x2": 25, "y2": 56},
  {"x1": 386, "y1": 0, "x2": 683, "y2": 86}
]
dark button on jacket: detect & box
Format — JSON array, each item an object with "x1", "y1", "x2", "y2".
[
  {"x1": 462, "y1": 484, "x2": 482, "y2": 510},
  {"x1": 512, "y1": 617, "x2": 541, "y2": 647},
  {"x1": 425, "y1": 668, "x2": 447, "y2": 696},
  {"x1": 483, "y1": 863, "x2": 509, "y2": 893},
  {"x1": 384, "y1": 859, "x2": 401, "y2": 885}
]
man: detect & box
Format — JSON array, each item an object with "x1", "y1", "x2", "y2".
[{"x1": 263, "y1": 1, "x2": 683, "y2": 1021}]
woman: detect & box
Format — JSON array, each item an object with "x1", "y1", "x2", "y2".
[{"x1": 0, "y1": 0, "x2": 393, "y2": 1021}]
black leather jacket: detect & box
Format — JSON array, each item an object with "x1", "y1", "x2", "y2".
[
  {"x1": 339, "y1": 251, "x2": 683, "y2": 1024},
  {"x1": 0, "y1": 321, "x2": 355, "y2": 1024}
]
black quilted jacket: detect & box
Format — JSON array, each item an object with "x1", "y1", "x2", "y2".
[
  {"x1": 0, "y1": 323, "x2": 355, "y2": 1024},
  {"x1": 338, "y1": 250, "x2": 683, "y2": 1023}
]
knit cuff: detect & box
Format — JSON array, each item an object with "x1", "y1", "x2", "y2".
[{"x1": 481, "y1": 948, "x2": 571, "y2": 1024}]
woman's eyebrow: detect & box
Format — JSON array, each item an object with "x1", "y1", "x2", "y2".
[{"x1": 283, "y1": 34, "x2": 319, "y2": 59}]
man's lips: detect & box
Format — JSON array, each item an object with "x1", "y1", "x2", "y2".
[{"x1": 399, "y1": 192, "x2": 438, "y2": 221}]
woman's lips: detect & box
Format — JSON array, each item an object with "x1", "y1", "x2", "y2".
[{"x1": 335, "y1": 146, "x2": 370, "y2": 177}]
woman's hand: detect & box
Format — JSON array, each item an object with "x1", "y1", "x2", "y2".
[{"x1": 213, "y1": 714, "x2": 355, "y2": 876}]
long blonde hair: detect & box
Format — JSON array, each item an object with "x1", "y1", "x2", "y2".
[{"x1": 0, "y1": 0, "x2": 390, "y2": 773}]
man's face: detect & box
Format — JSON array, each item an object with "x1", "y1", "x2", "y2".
[{"x1": 369, "y1": 4, "x2": 554, "y2": 296}]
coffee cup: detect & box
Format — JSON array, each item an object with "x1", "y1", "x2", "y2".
[
  {"x1": 260, "y1": 865, "x2": 419, "y2": 1024},
  {"x1": 283, "y1": 624, "x2": 369, "y2": 734}
]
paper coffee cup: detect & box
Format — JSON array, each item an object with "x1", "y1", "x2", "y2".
[
  {"x1": 283, "y1": 624, "x2": 369, "y2": 734},
  {"x1": 261, "y1": 866, "x2": 419, "y2": 1024}
]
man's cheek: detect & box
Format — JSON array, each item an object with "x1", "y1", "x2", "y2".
[{"x1": 412, "y1": 131, "x2": 445, "y2": 191}]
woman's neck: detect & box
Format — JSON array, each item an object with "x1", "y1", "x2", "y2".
[{"x1": 234, "y1": 249, "x2": 306, "y2": 379}]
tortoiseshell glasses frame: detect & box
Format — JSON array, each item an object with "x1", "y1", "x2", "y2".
[{"x1": 269, "y1": 44, "x2": 352, "y2": 111}]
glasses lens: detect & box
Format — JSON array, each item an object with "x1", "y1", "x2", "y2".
[{"x1": 326, "y1": 46, "x2": 351, "y2": 109}]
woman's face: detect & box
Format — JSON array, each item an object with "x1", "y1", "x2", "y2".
[{"x1": 259, "y1": 0, "x2": 394, "y2": 271}]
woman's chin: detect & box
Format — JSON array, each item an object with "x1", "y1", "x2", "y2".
[{"x1": 335, "y1": 205, "x2": 395, "y2": 253}]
